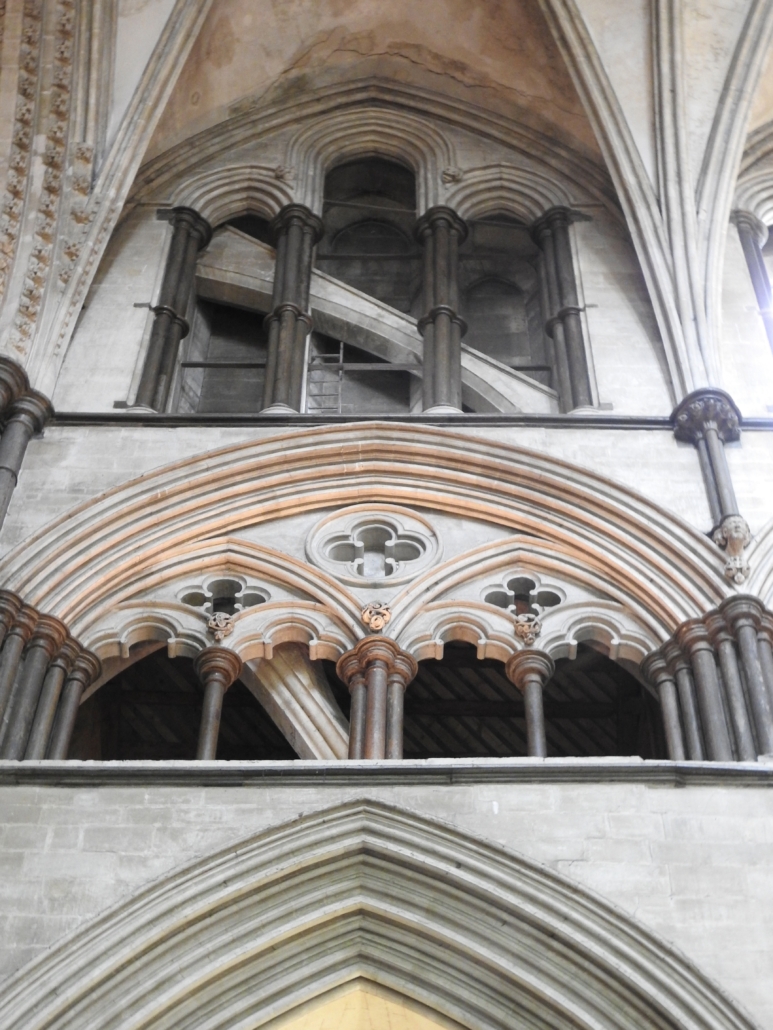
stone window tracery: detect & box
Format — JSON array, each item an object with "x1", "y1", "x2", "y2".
[{"x1": 179, "y1": 577, "x2": 268, "y2": 615}]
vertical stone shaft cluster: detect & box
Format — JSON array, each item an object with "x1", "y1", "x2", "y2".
[
  {"x1": 0, "y1": 356, "x2": 52, "y2": 531},
  {"x1": 733, "y1": 210, "x2": 773, "y2": 351},
  {"x1": 505, "y1": 650, "x2": 555, "y2": 757},
  {"x1": 193, "y1": 646, "x2": 243, "y2": 760},
  {"x1": 532, "y1": 207, "x2": 592, "y2": 410},
  {"x1": 672, "y1": 389, "x2": 750, "y2": 583},
  {"x1": 643, "y1": 597, "x2": 773, "y2": 762},
  {"x1": 337, "y1": 637, "x2": 417, "y2": 759},
  {"x1": 135, "y1": 207, "x2": 212, "y2": 412},
  {"x1": 415, "y1": 206, "x2": 468, "y2": 412},
  {"x1": 262, "y1": 204, "x2": 324, "y2": 413},
  {"x1": 0, "y1": 591, "x2": 100, "y2": 760}
]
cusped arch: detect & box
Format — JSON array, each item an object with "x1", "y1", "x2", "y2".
[
  {"x1": 0, "y1": 801, "x2": 757, "y2": 1030},
  {"x1": 0, "y1": 425, "x2": 730, "y2": 640}
]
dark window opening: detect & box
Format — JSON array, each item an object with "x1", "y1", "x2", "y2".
[
  {"x1": 226, "y1": 213, "x2": 273, "y2": 246},
  {"x1": 177, "y1": 299, "x2": 268, "y2": 414},
  {"x1": 460, "y1": 215, "x2": 553, "y2": 389},
  {"x1": 68, "y1": 651, "x2": 297, "y2": 761},
  {"x1": 323, "y1": 642, "x2": 665, "y2": 759},
  {"x1": 307, "y1": 333, "x2": 417, "y2": 415},
  {"x1": 318, "y1": 158, "x2": 421, "y2": 315}
]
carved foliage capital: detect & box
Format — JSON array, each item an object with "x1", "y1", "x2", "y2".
[
  {"x1": 361, "y1": 602, "x2": 392, "y2": 632},
  {"x1": 672, "y1": 389, "x2": 741, "y2": 443}
]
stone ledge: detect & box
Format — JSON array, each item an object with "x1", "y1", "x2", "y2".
[{"x1": 0, "y1": 757, "x2": 772, "y2": 787}]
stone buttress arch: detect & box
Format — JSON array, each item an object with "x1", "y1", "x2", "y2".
[{"x1": 0, "y1": 801, "x2": 758, "y2": 1030}]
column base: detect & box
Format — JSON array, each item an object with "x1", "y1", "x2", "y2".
[
  {"x1": 422, "y1": 404, "x2": 463, "y2": 415},
  {"x1": 259, "y1": 403, "x2": 299, "y2": 415}
]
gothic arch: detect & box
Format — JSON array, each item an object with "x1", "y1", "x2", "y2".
[
  {"x1": 0, "y1": 424, "x2": 730, "y2": 641},
  {"x1": 444, "y1": 164, "x2": 573, "y2": 223},
  {"x1": 0, "y1": 801, "x2": 757, "y2": 1030},
  {"x1": 169, "y1": 164, "x2": 295, "y2": 226}
]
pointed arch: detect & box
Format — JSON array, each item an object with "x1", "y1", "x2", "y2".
[
  {"x1": 0, "y1": 424, "x2": 729, "y2": 639},
  {"x1": 0, "y1": 801, "x2": 757, "y2": 1030}
]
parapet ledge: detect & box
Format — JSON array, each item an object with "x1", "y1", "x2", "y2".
[{"x1": 0, "y1": 757, "x2": 772, "y2": 787}]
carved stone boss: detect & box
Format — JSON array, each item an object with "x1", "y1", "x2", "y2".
[{"x1": 672, "y1": 388, "x2": 750, "y2": 583}]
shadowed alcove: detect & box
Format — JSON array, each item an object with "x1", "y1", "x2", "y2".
[
  {"x1": 325, "y1": 642, "x2": 666, "y2": 759},
  {"x1": 68, "y1": 652, "x2": 298, "y2": 761}
]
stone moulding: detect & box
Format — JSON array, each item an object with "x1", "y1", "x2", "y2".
[
  {"x1": 0, "y1": 800, "x2": 760, "y2": 1030},
  {"x1": 0, "y1": 425, "x2": 730, "y2": 639}
]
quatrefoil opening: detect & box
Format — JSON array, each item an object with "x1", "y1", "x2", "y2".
[
  {"x1": 179, "y1": 576, "x2": 269, "y2": 616},
  {"x1": 484, "y1": 575, "x2": 562, "y2": 616},
  {"x1": 307, "y1": 505, "x2": 440, "y2": 587}
]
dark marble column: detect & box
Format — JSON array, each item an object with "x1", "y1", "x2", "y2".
[
  {"x1": 757, "y1": 613, "x2": 773, "y2": 709},
  {"x1": 0, "y1": 357, "x2": 28, "y2": 418},
  {"x1": 25, "y1": 639, "x2": 80, "y2": 759},
  {"x1": 721, "y1": 597, "x2": 773, "y2": 756},
  {"x1": 532, "y1": 207, "x2": 592, "y2": 409},
  {"x1": 262, "y1": 204, "x2": 324, "y2": 413},
  {"x1": 46, "y1": 651, "x2": 102, "y2": 759},
  {"x1": 0, "y1": 605, "x2": 38, "y2": 728},
  {"x1": 705, "y1": 613, "x2": 756, "y2": 761},
  {"x1": 135, "y1": 207, "x2": 212, "y2": 412},
  {"x1": 0, "y1": 615, "x2": 68, "y2": 758},
  {"x1": 337, "y1": 638, "x2": 417, "y2": 760},
  {"x1": 672, "y1": 388, "x2": 750, "y2": 584},
  {"x1": 415, "y1": 206, "x2": 468, "y2": 412},
  {"x1": 641, "y1": 652, "x2": 686, "y2": 760},
  {"x1": 732, "y1": 210, "x2": 773, "y2": 351},
  {"x1": 194, "y1": 646, "x2": 243, "y2": 760},
  {"x1": 505, "y1": 650, "x2": 554, "y2": 757},
  {"x1": 664, "y1": 642, "x2": 704, "y2": 760},
  {"x1": 676, "y1": 621, "x2": 733, "y2": 761},
  {"x1": 0, "y1": 391, "x2": 52, "y2": 532}
]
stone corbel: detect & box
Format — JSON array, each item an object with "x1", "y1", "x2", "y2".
[{"x1": 672, "y1": 388, "x2": 750, "y2": 584}]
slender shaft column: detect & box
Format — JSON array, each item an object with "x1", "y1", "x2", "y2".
[
  {"x1": 46, "y1": 651, "x2": 101, "y2": 759},
  {"x1": 194, "y1": 647, "x2": 243, "y2": 760},
  {"x1": 536, "y1": 242, "x2": 573, "y2": 411},
  {"x1": 415, "y1": 206, "x2": 468, "y2": 412},
  {"x1": 676, "y1": 622, "x2": 733, "y2": 761},
  {"x1": 757, "y1": 614, "x2": 773, "y2": 709},
  {"x1": 25, "y1": 639, "x2": 80, "y2": 759},
  {"x1": 641, "y1": 653, "x2": 686, "y2": 761},
  {"x1": 0, "y1": 592, "x2": 21, "y2": 653},
  {"x1": 0, "y1": 616, "x2": 68, "y2": 758},
  {"x1": 705, "y1": 614, "x2": 756, "y2": 761},
  {"x1": 386, "y1": 653, "x2": 418, "y2": 759},
  {"x1": 262, "y1": 204, "x2": 323, "y2": 413},
  {"x1": 0, "y1": 392, "x2": 52, "y2": 531},
  {"x1": 0, "y1": 357, "x2": 28, "y2": 418},
  {"x1": 672, "y1": 389, "x2": 750, "y2": 584},
  {"x1": 0, "y1": 606, "x2": 37, "y2": 726},
  {"x1": 664, "y1": 643, "x2": 704, "y2": 760},
  {"x1": 532, "y1": 208, "x2": 592, "y2": 409},
  {"x1": 337, "y1": 638, "x2": 417, "y2": 760},
  {"x1": 732, "y1": 210, "x2": 773, "y2": 351},
  {"x1": 722, "y1": 597, "x2": 773, "y2": 756},
  {"x1": 506, "y1": 650, "x2": 554, "y2": 757},
  {"x1": 135, "y1": 207, "x2": 212, "y2": 411}
]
